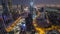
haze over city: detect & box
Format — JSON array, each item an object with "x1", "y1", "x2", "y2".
[{"x1": 0, "y1": 0, "x2": 60, "y2": 5}]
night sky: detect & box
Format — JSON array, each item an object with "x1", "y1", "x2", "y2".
[{"x1": 0, "y1": 0, "x2": 60, "y2": 5}]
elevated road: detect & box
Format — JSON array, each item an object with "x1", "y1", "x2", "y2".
[
  {"x1": 5, "y1": 17, "x2": 22, "y2": 32},
  {"x1": 5, "y1": 11, "x2": 28, "y2": 32},
  {"x1": 33, "y1": 11, "x2": 60, "y2": 34}
]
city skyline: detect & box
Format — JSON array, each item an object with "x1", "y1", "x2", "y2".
[{"x1": 0, "y1": 0, "x2": 60, "y2": 5}]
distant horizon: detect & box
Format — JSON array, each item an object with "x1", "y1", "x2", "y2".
[
  {"x1": 0, "y1": 0, "x2": 60, "y2": 5},
  {"x1": 0, "y1": 4, "x2": 60, "y2": 8}
]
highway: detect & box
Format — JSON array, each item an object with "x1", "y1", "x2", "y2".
[
  {"x1": 33, "y1": 11, "x2": 60, "y2": 34},
  {"x1": 5, "y1": 11, "x2": 28, "y2": 32}
]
